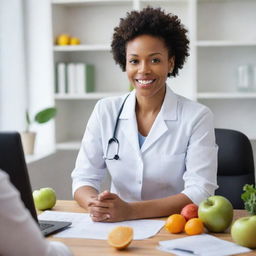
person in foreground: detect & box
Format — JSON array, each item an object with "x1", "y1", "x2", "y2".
[
  {"x1": 72, "y1": 7, "x2": 218, "y2": 222},
  {"x1": 0, "y1": 169, "x2": 72, "y2": 256}
]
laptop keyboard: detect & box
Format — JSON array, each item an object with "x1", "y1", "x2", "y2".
[{"x1": 40, "y1": 222, "x2": 54, "y2": 231}]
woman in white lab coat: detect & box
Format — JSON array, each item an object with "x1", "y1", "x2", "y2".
[{"x1": 71, "y1": 7, "x2": 218, "y2": 222}]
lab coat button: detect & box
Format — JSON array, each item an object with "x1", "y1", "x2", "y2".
[{"x1": 138, "y1": 180, "x2": 142, "y2": 184}]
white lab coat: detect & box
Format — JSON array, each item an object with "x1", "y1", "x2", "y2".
[{"x1": 72, "y1": 86, "x2": 218, "y2": 205}]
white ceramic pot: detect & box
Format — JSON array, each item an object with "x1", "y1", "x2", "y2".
[{"x1": 20, "y1": 132, "x2": 36, "y2": 155}]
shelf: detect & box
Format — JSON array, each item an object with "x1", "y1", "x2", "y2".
[
  {"x1": 52, "y1": 0, "x2": 132, "y2": 5},
  {"x1": 25, "y1": 149, "x2": 56, "y2": 164},
  {"x1": 53, "y1": 44, "x2": 111, "y2": 52},
  {"x1": 55, "y1": 91, "x2": 128, "y2": 100},
  {"x1": 56, "y1": 141, "x2": 81, "y2": 150},
  {"x1": 141, "y1": 0, "x2": 188, "y2": 2},
  {"x1": 197, "y1": 41, "x2": 256, "y2": 47},
  {"x1": 197, "y1": 92, "x2": 256, "y2": 99}
]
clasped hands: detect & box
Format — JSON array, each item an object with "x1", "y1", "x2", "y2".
[{"x1": 88, "y1": 190, "x2": 132, "y2": 222}]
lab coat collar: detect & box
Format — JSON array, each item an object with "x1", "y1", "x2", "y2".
[
  {"x1": 119, "y1": 89, "x2": 136, "y2": 120},
  {"x1": 118, "y1": 86, "x2": 178, "y2": 154},
  {"x1": 141, "y1": 86, "x2": 178, "y2": 152},
  {"x1": 119, "y1": 86, "x2": 178, "y2": 121}
]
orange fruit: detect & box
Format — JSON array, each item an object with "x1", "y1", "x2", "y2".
[
  {"x1": 184, "y1": 218, "x2": 204, "y2": 235},
  {"x1": 107, "y1": 226, "x2": 133, "y2": 250},
  {"x1": 165, "y1": 214, "x2": 186, "y2": 234},
  {"x1": 56, "y1": 34, "x2": 70, "y2": 46},
  {"x1": 70, "y1": 37, "x2": 80, "y2": 45}
]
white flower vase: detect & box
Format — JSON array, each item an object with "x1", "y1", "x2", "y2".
[{"x1": 20, "y1": 132, "x2": 36, "y2": 155}]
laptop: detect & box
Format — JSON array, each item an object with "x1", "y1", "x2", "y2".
[{"x1": 0, "y1": 132, "x2": 71, "y2": 236}]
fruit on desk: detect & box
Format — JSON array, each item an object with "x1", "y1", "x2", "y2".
[
  {"x1": 107, "y1": 226, "x2": 133, "y2": 250},
  {"x1": 165, "y1": 214, "x2": 186, "y2": 234},
  {"x1": 56, "y1": 34, "x2": 70, "y2": 45},
  {"x1": 231, "y1": 216, "x2": 256, "y2": 248},
  {"x1": 184, "y1": 218, "x2": 204, "y2": 235},
  {"x1": 70, "y1": 37, "x2": 80, "y2": 45},
  {"x1": 198, "y1": 195, "x2": 233, "y2": 232},
  {"x1": 33, "y1": 187, "x2": 56, "y2": 211},
  {"x1": 181, "y1": 203, "x2": 198, "y2": 221}
]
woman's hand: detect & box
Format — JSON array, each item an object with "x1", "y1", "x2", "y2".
[
  {"x1": 89, "y1": 190, "x2": 133, "y2": 222},
  {"x1": 87, "y1": 195, "x2": 110, "y2": 222}
]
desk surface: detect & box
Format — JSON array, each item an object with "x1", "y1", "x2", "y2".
[{"x1": 48, "y1": 200, "x2": 256, "y2": 256}]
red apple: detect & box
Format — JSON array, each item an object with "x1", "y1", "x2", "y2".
[{"x1": 181, "y1": 203, "x2": 198, "y2": 221}]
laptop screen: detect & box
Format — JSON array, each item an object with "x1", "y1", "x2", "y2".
[{"x1": 0, "y1": 132, "x2": 38, "y2": 222}]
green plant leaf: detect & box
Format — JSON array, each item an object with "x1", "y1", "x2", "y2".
[
  {"x1": 241, "y1": 184, "x2": 256, "y2": 215},
  {"x1": 26, "y1": 110, "x2": 31, "y2": 125},
  {"x1": 35, "y1": 107, "x2": 57, "y2": 124}
]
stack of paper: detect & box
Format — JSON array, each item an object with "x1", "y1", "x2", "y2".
[
  {"x1": 157, "y1": 234, "x2": 251, "y2": 256},
  {"x1": 39, "y1": 211, "x2": 165, "y2": 240}
]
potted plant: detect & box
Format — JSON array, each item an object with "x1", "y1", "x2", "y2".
[{"x1": 21, "y1": 107, "x2": 57, "y2": 155}]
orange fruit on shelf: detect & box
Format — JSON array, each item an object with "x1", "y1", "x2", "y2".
[
  {"x1": 165, "y1": 214, "x2": 186, "y2": 234},
  {"x1": 70, "y1": 37, "x2": 80, "y2": 45},
  {"x1": 184, "y1": 218, "x2": 204, "y2": 235},
  {"x1": 56, "y1": 34, "x2": 70, "y2": 46},
  {"x1": 107, "y1": 226, "x2": 133, "y2": 250}
]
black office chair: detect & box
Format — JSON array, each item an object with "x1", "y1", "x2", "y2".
[{"x1": 215, "y1": 128, "x2": 255, "y2": 209}]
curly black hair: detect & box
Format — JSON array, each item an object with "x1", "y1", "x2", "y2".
[{"x1": 111, "y1": 7, "x2": 190, "y2": 77}]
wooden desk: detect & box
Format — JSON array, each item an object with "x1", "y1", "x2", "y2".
[{"x1": 48, "y1": 200, "x2": 256, "y2": 256}]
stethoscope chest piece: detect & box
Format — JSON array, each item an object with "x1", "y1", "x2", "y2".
[{"x1": 104, "y1": 137, "x2": 120, "y2": 160}]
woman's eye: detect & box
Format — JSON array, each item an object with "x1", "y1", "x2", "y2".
[
  {"x1": 129, "y1": 59, "x2": 138, "y2": 64},
  {"x1": 152, "y1": 58, "x2": 160, "y2": 63}
]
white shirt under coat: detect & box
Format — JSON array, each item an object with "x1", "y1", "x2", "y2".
[
  {"x1": 72, "y1": 86, "x2": 218, "y2": 205},
  {"x1": 0, "y1": 170, "x2": 72, "y2": 256}
]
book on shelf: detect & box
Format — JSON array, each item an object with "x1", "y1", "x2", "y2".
[
  {"x1": 67, "y1": 63, "x2": 76, "y2": 94},
  {"x1": 55, "y1": 62, "x2": 94, "y2": 95},
  {"x1": 76, "y1": 63, "x2": 94, "y2": 93},
  {"x1": 56, "y1": 62, "x2": 67, "y2": 94}
]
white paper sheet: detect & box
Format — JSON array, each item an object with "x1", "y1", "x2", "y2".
[
  {"x1": 158, "y1": 234, "x2": 252, "y2": 256},
  {"x1": 39, "y1": 211, "x2": 165, "y2": 240}
]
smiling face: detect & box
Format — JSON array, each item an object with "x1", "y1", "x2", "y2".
[{"x1": 126, "y1": 34, "x2": 174, "y2": 99}]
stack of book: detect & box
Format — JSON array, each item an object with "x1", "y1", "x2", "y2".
[{"x1": 55, "y1": 62, "x2": 94, "y2": 94}]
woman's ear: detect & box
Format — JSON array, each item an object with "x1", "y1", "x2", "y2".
[
  {"x1": 168, "y1": 56, "x2": 175, "y2": 76},
  {"x1": 168, "y1": 56, "x2": 175, "y2": 72}
]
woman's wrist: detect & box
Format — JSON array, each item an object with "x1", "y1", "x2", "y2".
[{"x1": 129, "y1": 202, "x2": 142, "y2": 220}]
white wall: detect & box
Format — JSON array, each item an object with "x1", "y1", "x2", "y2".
[
  {"x1": 24, "y1": 0, "x2": 55, "y2": 153},
  {"x1": 0, "y1": 0, "x2": 27, "y2": 131},
  {"x1": 27, "y1": 150, "x2": 111, "y2": 200}
]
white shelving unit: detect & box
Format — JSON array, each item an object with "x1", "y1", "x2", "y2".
[
  {"x1": 50, "y1": 0, "x2": 256, "y2": 150},
  {"x1": 196, "y1": 0, "x2": 256, "y2": 140}
]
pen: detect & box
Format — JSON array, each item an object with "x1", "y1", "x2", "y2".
[{"x1": 173, "y1": 247, "x2": 196, "y2": 254}]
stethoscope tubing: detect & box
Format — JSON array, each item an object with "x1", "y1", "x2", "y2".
[{"x1": 104, "y1": 93, "x2": 130, "y2": 160}]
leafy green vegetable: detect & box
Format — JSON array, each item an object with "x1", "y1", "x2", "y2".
[{"x1": 241, "y1": 184, "x2": 256, "y2": 215}]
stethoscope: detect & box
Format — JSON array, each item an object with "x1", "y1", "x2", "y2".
[{"x1": 103, "y1": 93, "x2": 130, "y2": 160}]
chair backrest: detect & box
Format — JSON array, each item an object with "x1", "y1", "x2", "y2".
[{"x1": 215, "y1": 128, "x2": 255, "y2": 209}]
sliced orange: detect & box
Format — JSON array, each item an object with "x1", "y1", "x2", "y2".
[
  {"x1": 165, "y1": 214, "x2": 186, "y2": 234},
  {"x1": 107, "y1": 226, "x2": 133, "y2": 250}
]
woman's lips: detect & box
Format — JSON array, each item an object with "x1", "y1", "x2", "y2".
[{"x1": 135, "y1": 79, "x2": 156, "y2": 88}]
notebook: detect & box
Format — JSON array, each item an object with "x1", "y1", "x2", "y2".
[{"x1": 0, "y1": 132, "x2": 71, "y2": 236}]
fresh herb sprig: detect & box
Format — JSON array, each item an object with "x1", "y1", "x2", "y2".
[{"x1": 241, "y1": 184, "x2": 256, "y2": 215}]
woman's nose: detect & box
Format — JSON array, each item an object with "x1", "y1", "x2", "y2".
[{"x1": 138, "y1": 61, "x2": 151, "y2": 74}]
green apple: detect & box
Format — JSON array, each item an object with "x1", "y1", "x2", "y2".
[
  {"x1": 33, "y1": 187, "x2": 56, "y2": 211},
  {"x1": 198, "y1": 195, "x2": 233, "y2": 232},
  {"x1": 231, "y1": 216, "x2": 256, "y2": 248}
]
